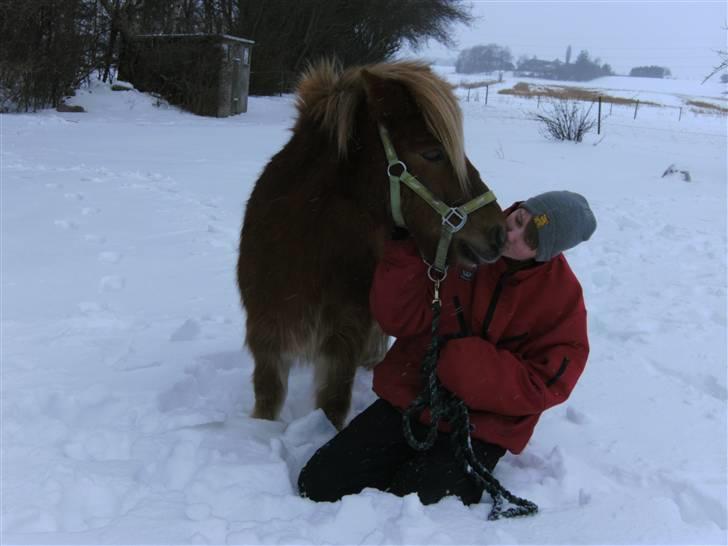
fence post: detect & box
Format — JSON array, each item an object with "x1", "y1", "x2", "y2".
[
  {"x1": 485, "y1": 85, "x2": 489, "y2": 105},
  {"x1": 679, "y1": 107, "x2": 683, "y2": 121},
  {"x1": 467, "y1": 87, "x2": 471, "y2": 102},
  {"x1": 610, "y1": 102, "x2": 613, "y2": 115},
  {"x1": 537, "y1": 95, "x2": 541, "y2": 108},
  {"x1": 597, "y1": 96, "x2": 602, "y2": 135},
  {"x1": 633, "y1": 100, "x2": 639, "y2": 120}
]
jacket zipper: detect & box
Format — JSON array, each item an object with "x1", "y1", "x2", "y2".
[
  {"x1": 480, "y1": 272, "x2": 510, "y2": 340},
  {"x1": 546, "y1": 357, "x2": 570, "y2": 386}
]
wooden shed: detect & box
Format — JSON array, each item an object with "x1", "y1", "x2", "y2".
[{"x1": 119, "y1": 33, "x2": 254, "y2": 117}]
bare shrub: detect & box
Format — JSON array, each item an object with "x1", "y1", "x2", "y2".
[{"x1": 534, "y1": 99, "x2": 597, "y2": 142}]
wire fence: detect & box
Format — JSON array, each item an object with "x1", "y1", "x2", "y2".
[
  {"x1": 459, "y1": 84, "x2": 726, "y2": 119},
  {"x1": 456, "y1": 83, "x2": 727, "y2": 140}
]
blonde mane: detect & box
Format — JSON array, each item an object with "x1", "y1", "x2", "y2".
[{"x1": 295, "y1": 60, "x2": 468, "y2": 189}]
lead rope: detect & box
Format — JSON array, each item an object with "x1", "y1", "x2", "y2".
[{"x1": 402, "y1": 278, "x2": 538, "y2": 521}]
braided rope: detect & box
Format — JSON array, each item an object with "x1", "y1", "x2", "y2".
[{"x1": 402, "y1": 299, "x2": 538, "y2": 520}]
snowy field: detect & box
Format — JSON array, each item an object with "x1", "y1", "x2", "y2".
[
  {"x1": 2, "y1": 66, "x2": 727, "y2": 545},
  {"x1": 439, "y1": 65, "x2": 728, "y2": 111}
]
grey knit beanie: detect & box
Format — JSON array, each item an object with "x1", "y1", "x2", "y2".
[{"x1": 522, "y1": 191, "x2": 597, "y2": 262}]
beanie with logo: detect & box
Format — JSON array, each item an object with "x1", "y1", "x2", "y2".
[{"x1": 522, "y1": 191, "x2": 597, "y2": 262}]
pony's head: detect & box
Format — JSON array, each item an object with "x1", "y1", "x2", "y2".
[{"x1": 295, "y1": 60, "x2": 505, "y2": 267}]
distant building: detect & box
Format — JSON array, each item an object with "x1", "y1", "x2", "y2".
[
  {"x1": 119, "y1": 34, "x2": 254, "y2": 117},
  {"x1": 515, "y1": 59, "x2": 563, "y2": 79}
]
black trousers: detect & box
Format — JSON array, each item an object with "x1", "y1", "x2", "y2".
[{"x1": 298, "y1": 398, "x2": 506, "y2": 505}]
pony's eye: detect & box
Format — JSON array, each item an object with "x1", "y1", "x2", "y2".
[{"x1": 420, "y1": 148, "x2": 445, "y2": 162}]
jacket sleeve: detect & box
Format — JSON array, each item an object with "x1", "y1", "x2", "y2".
[
  {"x1": 369, "y1": 239, "x2": 434, "y2": 338},
  {"x1": 436, "y1": 307, "x2": 589, "y2": 416}
]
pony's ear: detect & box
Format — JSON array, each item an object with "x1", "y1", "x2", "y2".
[{"x1": 361, "y1": 69, "x2": 415, "y2": 122}]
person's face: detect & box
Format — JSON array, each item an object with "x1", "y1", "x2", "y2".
[{"x1": 502, "y1": 207, "x2": 538, "y2": 261}]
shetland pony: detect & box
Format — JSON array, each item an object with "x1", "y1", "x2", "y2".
[{"x1": 237, "y1": 61, "x2": 504, "y2": 429}]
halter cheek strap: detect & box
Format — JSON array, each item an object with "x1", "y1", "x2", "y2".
[{"x1": 378, "y1": 124, "x2": 498, "y2": 274}]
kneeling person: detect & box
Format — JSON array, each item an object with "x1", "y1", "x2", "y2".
[{"x1": 298, "y1": 191, "x2": 597, "y2": 506}]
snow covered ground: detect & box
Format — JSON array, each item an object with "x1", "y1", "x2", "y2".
[{"x1": 2, "y1": 68, "x2": 726, "y2": 545}]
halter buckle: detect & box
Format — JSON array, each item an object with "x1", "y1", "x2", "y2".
[{"x1": 442, "y1": 208, "x2": 467, "y2": 232}]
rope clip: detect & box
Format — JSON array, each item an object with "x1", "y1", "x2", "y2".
[{"x1": 427, "y1": 265, "x2": 447, "y2": 305}]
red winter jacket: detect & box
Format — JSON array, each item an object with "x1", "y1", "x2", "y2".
[{"x1": 370, "y1": 236, "x2": 589, "y2": 454}]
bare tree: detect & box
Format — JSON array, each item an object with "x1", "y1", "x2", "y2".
[
  {"x1": 703, "y1": 51, "x2": 728, "y2": 83},
  {"x1": 234, "y1": 0, "x2": 473, "y2": 94},
  {"x1": 702, "y1": 25, "x2": 727, "y2": 83},
  {"x1": 1, "y1": 0, "x2": 100, "y2": 111}
]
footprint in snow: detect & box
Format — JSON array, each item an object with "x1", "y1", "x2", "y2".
[
  {"x1": 589, "y1": 268, "x2": 615, "y2": 293},
  {"x1": 99, "y1": 275, "x2": 125, "y2": 293},
  {"x1": 565, "y1": 406, "x2": 590, "y2": 425},
  {"x1": 54, "y1": 219, "x2": 78, "y2": 230},
  {"x1": 659, "y1": 474, "x2": 727, "y2": 530},
  {"x1": 185, "y1": 503, "x2": 212, "y2": 521},
  {"x1": 77, "y1": 301, "x2": 109, "y2": 314},
  {"x1": 84, "y1": 234, "x2": 107, "y2": 244},
  {"x1": 64, "y1": 192, "x2": 84, "y2": 201},
  {"x1": 98, "y1": 251, "x2": 122, "y2": 264},
  {"x1": 170, "y1": 319, "x2": 201, "y2": 342}
]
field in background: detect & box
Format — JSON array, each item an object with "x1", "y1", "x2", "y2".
[{"x1": 441, "y1": 66, "x2": 728, "y2": 121}]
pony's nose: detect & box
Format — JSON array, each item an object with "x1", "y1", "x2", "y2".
[{"x1": 491, "y1": 224, "x2": 506, "y2": 254}]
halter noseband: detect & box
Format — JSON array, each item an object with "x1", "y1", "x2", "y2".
[{"x1": 378, "y1": 124, "x2": 498, "y2": 276}]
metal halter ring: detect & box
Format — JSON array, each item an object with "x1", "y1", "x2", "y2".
[
  {"x1": 387, "y1": 161, "x2": 407, "y2": 178},
  {"x1": 442, "y1": 207, "x2": 467, "y2": 232},
  {"x1": 427, "y1": 264, "x2": 448, "y2": 283}
]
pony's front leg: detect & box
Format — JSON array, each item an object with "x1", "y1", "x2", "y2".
[
  {"x1": 248, "y1": 336, "x2": 292, "y2": 422},
  {"x1": 314, "y1": 334, "x2": 361, "y2": 430}
]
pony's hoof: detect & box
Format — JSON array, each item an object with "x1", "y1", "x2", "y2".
[{"x1": 322, "y1": 408, "x2": 347, "y2": 431}]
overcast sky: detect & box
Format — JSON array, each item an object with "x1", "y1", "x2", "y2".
[{"x1": 406, "y1": 0, "x2": 727, "y2": 80}]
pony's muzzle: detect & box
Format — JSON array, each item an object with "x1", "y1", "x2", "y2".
[
  {"x1": 457, "y1": 224, "x2": 505, "y2": 266},
  {"x1": 491, "y1": 223, "x2": 506, "y2": 254}
]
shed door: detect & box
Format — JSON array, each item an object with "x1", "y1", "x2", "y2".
[{"x1": 231, "y1": 55, "x2": 242, "y2": 115}]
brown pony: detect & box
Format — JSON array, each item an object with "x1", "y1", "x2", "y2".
[{"x1": 237, "y1": 60, "x2": 505, "y2": 429}]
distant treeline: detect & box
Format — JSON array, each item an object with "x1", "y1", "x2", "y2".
[
  {"x1": 456, "y1": 44, "x2": 613, "y2": 81},
  {"x1": 1, "y1": 0, "x2": 471, "y2": 111},
  {"x1": 456, "y1": 44, "x2": 681, "y2": 82},
  {"x1": 629, "y1": 66, "x2": 672, "y2": 78}
]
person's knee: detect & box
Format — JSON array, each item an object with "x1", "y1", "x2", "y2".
[
  {"x1": 298, "y1": 458, "x2": 339, "y2": 502},
  {"x1": 297, "y1": 461, "x2": 322, "y2": 500},
  {"x1": 411, "y1": 480, "x2": 483, "y2": 506}
]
